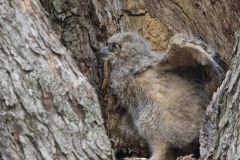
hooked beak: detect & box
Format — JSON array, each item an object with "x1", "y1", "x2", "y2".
[{"x1": 99, "y1": 46, "x2": 113, "y2": 61}]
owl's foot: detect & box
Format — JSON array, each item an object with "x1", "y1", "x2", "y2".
[
  {"x1": 148, "y1": 140, "x2": 174, "y2": 160},
  {"x1": 123, "y1": 158, "x2": 147, "y2": 160},
  {"x1": 176, "y1": 154, "x2": 196, "y2": 160}
]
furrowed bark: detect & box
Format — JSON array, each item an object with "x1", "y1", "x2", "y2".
[
  {"x1": 1, "y1": 0, "x2": 240, "y2": 159},
  {"x1": 0, "y1": 1, "x2": 111, "y2": 159},
  {"x1": 200, "y1": 32, "x2": 240, "y2": 160}
]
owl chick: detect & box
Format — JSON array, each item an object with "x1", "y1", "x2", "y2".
[{"x1": 100, "y1": 32, "x2": 224, "y2": 160}]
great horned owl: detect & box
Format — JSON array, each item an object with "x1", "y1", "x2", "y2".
[{"x1": 100, "y1": 32, "x2": 224, "y2": 160}]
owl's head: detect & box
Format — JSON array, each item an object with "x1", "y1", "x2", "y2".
[
  {"x1": 99, "y1": 32, "x2": 162, "y2": 77},
  {"x1": 100, "y1": 32, "x2": 152, "y2": 64}
]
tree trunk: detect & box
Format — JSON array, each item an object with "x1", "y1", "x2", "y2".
[
  {"x1": 0, "y1": 1, "x2": 111, "y2": 160},
  {"x1": 200, "y1": 32, "x2": 240, "y2": 160},
  {"x1": 1, "y1": 0, "x2": 240, "y2": 160}
]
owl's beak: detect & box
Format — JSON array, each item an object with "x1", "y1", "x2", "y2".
[{"x1": 99, "y1": 46, "x2": 114, "y2": 61}]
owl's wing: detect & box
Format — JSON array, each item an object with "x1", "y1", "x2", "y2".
[{"x1": 161, "y1": 34, "x2": 225, "y2": 78}]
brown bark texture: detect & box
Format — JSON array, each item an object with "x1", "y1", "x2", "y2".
[
  {"x1": 0, "y1": 1, "x2": 111, "y2": 160},
  {"x1": 200, "y1": 32, "x2": 240, "y2": 160},
  {"x1": 1, "y1": 0, "x2": 240, "y2": 160}
]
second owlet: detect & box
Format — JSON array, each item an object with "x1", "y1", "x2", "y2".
[{"x1": 100, "y1": 32, "x2": 224, "y2": 160}]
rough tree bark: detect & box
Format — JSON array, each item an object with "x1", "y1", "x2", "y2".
[
  {"x1": 1, "y1": 0, "x2": 240, "y2": 160},
  {"x1": 200, "y1": 32, "x2": 240, "y2": 160},
  {"x1": 0, "y1": 1, "x2": 111, "y2": 160}
]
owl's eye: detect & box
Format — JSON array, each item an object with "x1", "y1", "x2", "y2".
[{"x1": 108, "y1": 43, "x2": 121, "y2": 52}]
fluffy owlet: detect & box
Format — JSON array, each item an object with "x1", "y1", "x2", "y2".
[{"x1": 100, "y1": 32, "x2": 224, "y2": 160}]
